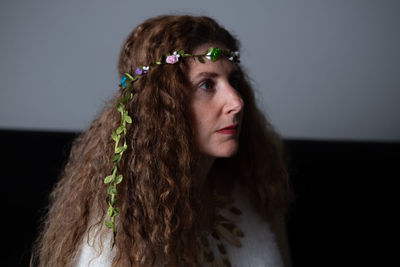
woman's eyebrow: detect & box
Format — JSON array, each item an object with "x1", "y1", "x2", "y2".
[
  {"x1": 196, "y1": 72, "x2": 219, "y2": 78},
  {"x1": 190, "y1": 72, "x2": 219, "y2": 83}
]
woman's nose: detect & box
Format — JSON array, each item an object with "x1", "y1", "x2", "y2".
[{"x1": 222, "y1": 82, "x2": 244, "y2": 115}]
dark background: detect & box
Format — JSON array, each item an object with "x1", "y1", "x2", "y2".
[{"x1": 1, "y1": 130, "x2": 399, "y2": 266}]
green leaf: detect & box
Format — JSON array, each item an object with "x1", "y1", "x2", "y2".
[
  {"x1": 120, "y1": 95, "x2": 129, "y2": 104},
  {"x1": 111, "y1": 131, "x2": 120, "y2": 142},
  {"x1": 107, "y1": 206, "x2": 115, "y2": 217},
  {"x1": 116, "y1": 125, "x2": 124, "y2": 135},
  {"x1": 124, "y1": 114, "x2": 132, "y2": 123},
  {"x1": 104, "y1": 174, "x2": 114, "y2": 184},
  {"x1": 115, "y1": 174, "x2": 123, "y2": 184},
  {"x1": 112, "y1": 154, "x2": 122, "y2": 163},
  {"x1": 206, "y1": 47, "x2": 213, "y2": 53},
  {"x1": 117, "y1": 104, "x2": 124, "y2": 113},
  {"x1": 104, "y1": 220, "x2": 114, "y2": 228},
  {"x1": 124, "y1": 73, "x2": 134, "y2": 81},
  {"x1": 115, "y1": 145, "x2": 127, "y2": 154},
  {"x1": 108, "y1": 185, "x2": 117, "y2": 195},
  {"x1": 177, "y1": 50, "x2": 184, "y2": 56},
  {"x1": 197, "y1": 56, "x2": 205, "y2": 63},
  {"x1": 210, "y1": 48, "x2": 222, "y2": 61}
]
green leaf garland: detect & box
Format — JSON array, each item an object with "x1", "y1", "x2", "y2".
[{"x1": 104, "y1": 47, "x2": 240, "y2": 245}]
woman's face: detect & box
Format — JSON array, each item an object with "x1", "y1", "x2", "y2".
[{"x1": 188, "y1": 44, "x2": 244, "y2": 159}]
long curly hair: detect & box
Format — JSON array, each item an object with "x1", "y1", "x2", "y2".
[{"x1": 31, "y1": 15, "x2": 289, "y2": 266}]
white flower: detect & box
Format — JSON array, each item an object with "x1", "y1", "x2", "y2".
[
  {"x1": 142, "y1": 66, "x2": 149, "y2": 71},
  {"x1": 205, "y1": 51, "x2": 212, "y2": 60}
]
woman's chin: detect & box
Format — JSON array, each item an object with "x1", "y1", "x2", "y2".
[{"x1": 212, "y1": 144, "x2": 239, "y2": 158}]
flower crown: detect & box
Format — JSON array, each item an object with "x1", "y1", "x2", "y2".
[{"x1": 103, "y1": 47, "x2": 240, "y2": 242}]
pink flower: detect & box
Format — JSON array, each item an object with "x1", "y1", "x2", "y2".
[{"x1": 166, "y1": 54, "x2": 179, "y2": 64}]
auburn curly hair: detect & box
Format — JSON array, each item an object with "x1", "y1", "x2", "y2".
[{"x1": 31, "y1": 15, "x2": 289, "y2": 266}]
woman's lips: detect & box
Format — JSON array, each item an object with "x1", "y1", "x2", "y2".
[{"x1": 217, "y1": 124, "x2": 238, "y2": 135}]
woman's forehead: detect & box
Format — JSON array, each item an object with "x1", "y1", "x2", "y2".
[{"x1": 188, "y1": 58, "x2": 238, "y2": 80}]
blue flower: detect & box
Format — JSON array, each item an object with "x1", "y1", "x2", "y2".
[{"x1": 121, "y1": 76, "x2": 127, "y2": 87}]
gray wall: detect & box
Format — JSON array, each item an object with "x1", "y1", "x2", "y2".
[{"x1": 1, "y1": 0, "x2": 399, "y2": 141}]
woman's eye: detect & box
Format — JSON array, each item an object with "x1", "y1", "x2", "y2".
[{"x1": 199, "y1": 80, "x2": 214, "y2": 91}]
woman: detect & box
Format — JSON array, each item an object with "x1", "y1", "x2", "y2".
[{"x1": 31, "y1": 15, "x2": 290, "y2": 266}]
